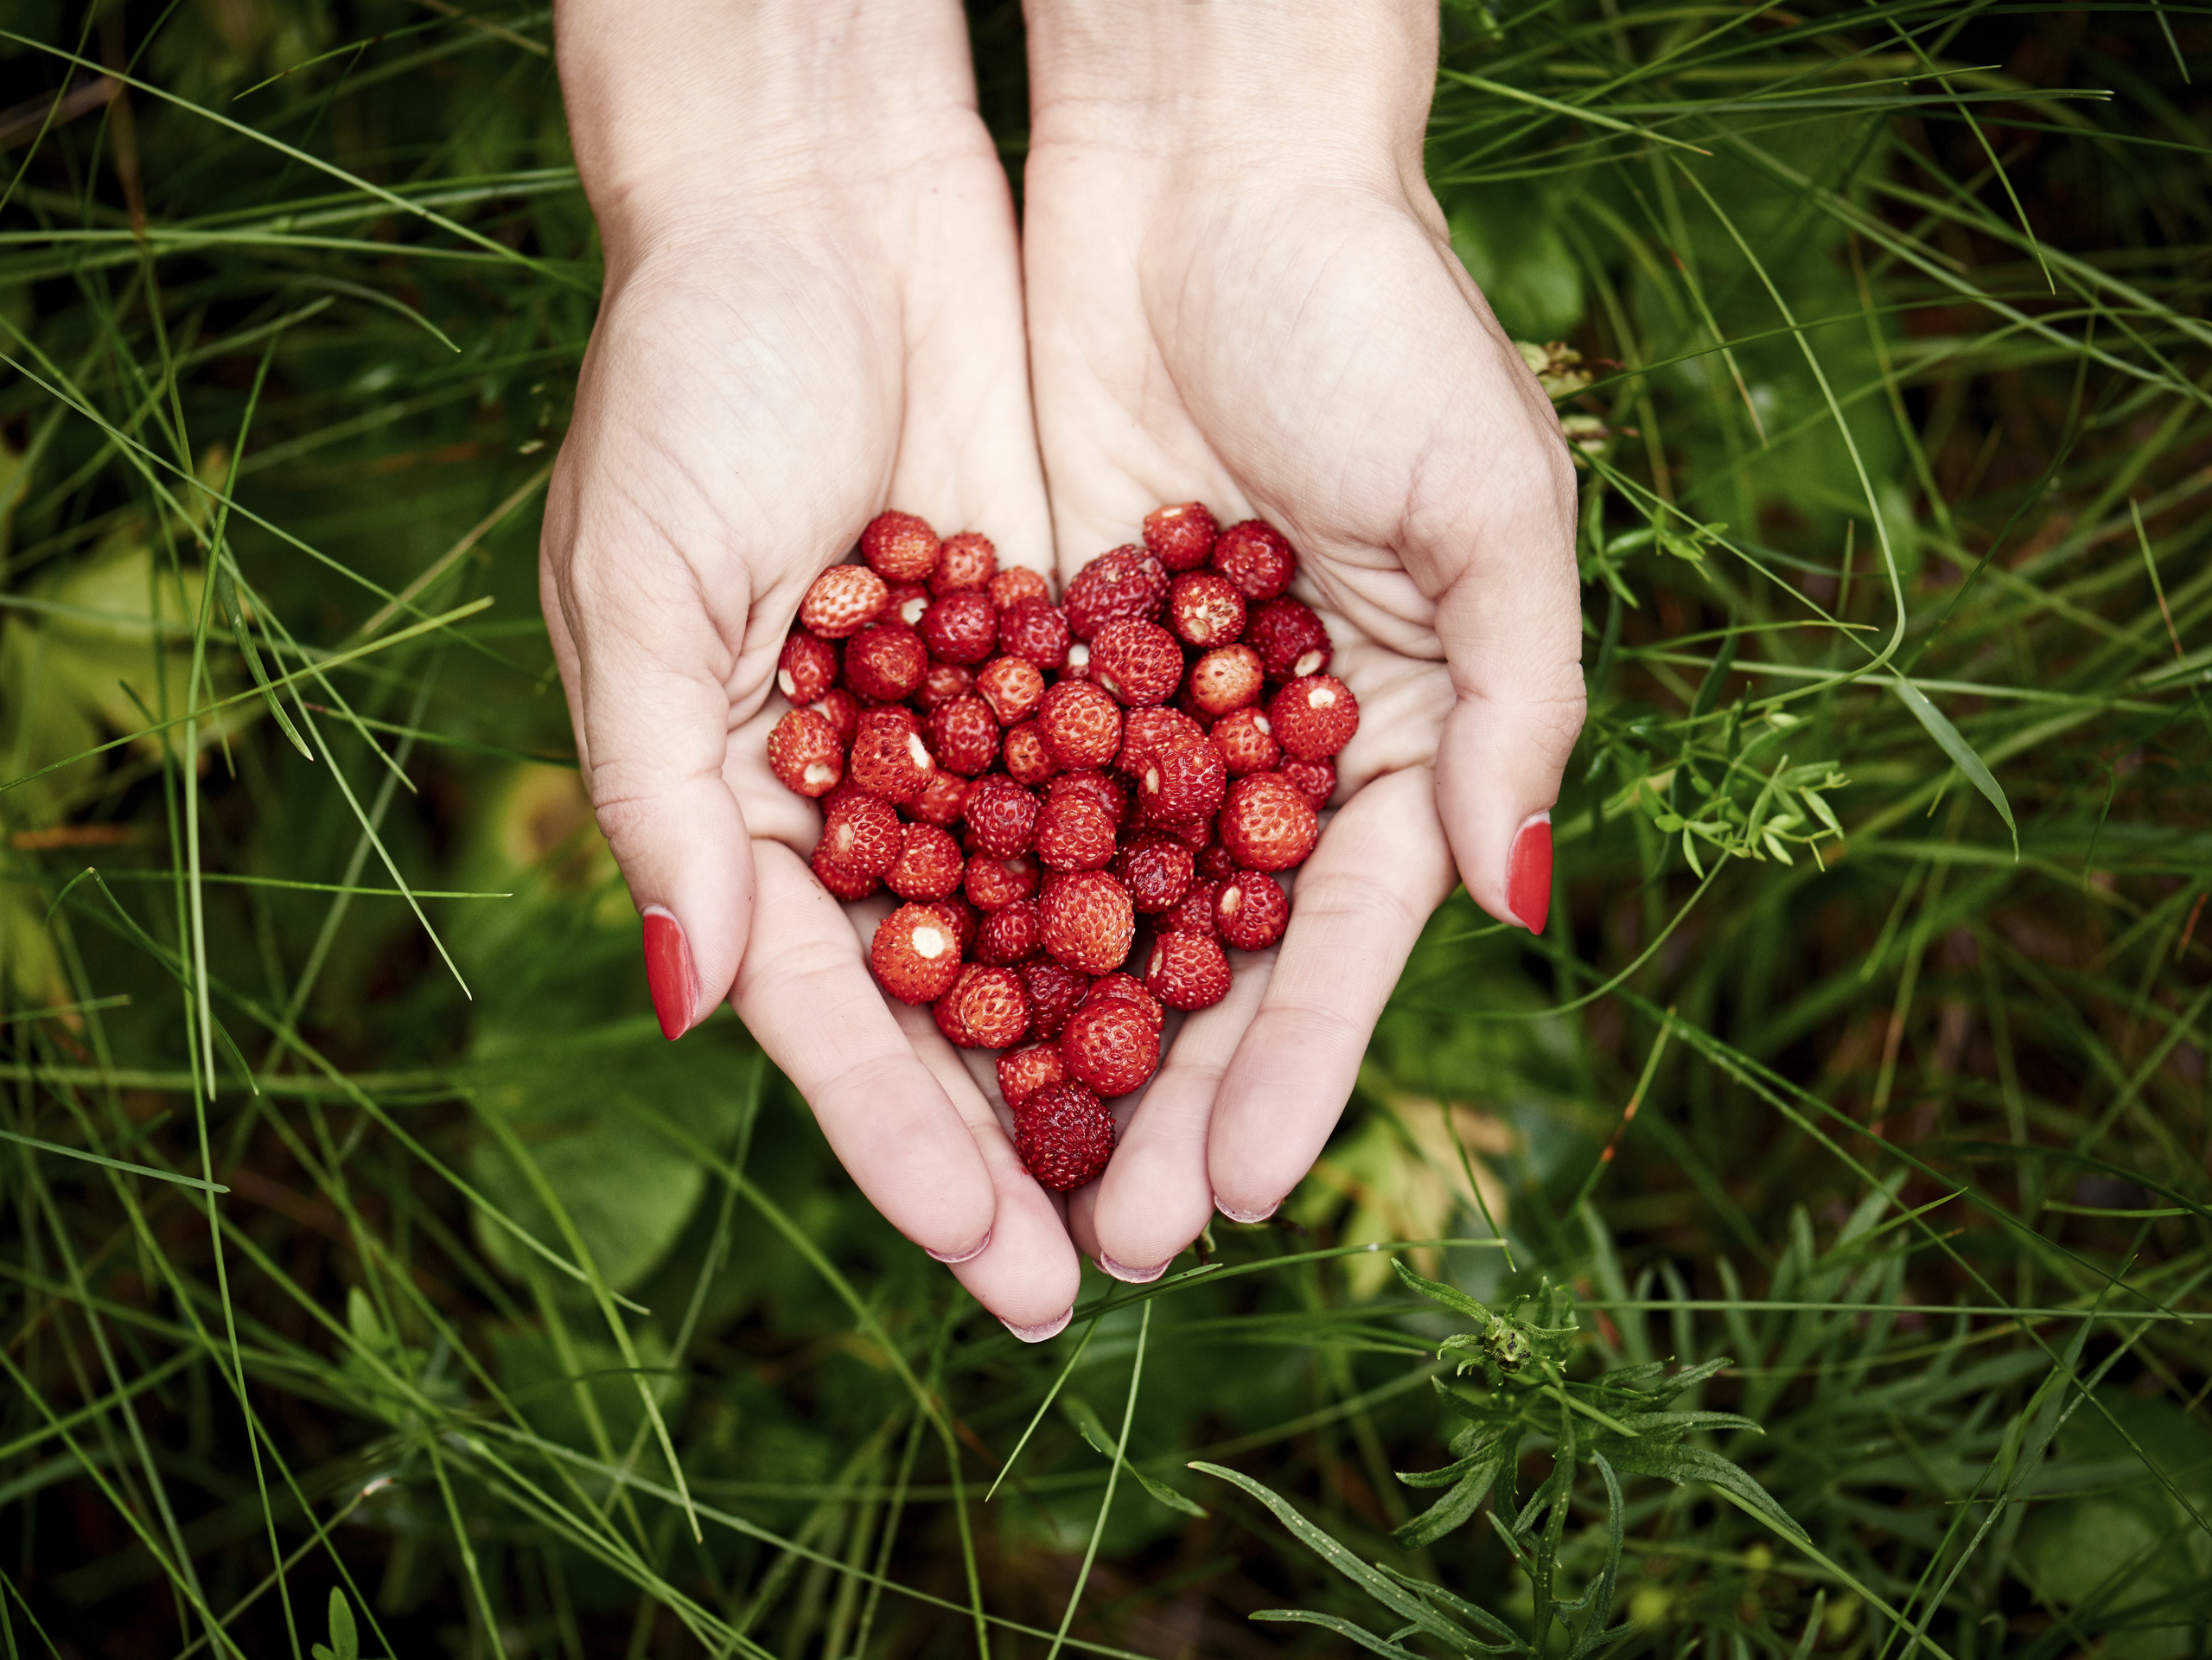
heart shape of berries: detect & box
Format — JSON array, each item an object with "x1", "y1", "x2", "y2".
[{"x1": 767, "y1": 504, "x2": 1358, "y2": 1193}]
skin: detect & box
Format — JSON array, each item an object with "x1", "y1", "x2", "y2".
[{"x1": 543, "y1": 0, "x2": 1584, "y2": 1335}]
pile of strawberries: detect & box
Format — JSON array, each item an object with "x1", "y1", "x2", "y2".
[{"x1": 765, "y1": 504, "x2": 1357, "y2": 1192}]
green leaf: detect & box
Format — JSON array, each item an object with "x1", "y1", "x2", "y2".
[
  {"x1": 1601, "y1": 1440, "x2": 1808, "y2": 1542},
  {"x1": 1891, "y1": 680, "x2": 2017, "y2": 855},
  {"x1": 1252, "y1": 1609, "x2": 1428, "y2": 1660},
  {"x1": 1065, "y1": 1396, "x2": 1206, "y2": 1516},
  {"x1": 1391, "y1": 1255, "x2": 1491, "y2": 1322},
  {"x1": 1394, "y1": 1458, "x2": 1505, "y2": 1548},
  {"x1": 327, "y1": 1588, "x2": 358, "y2": 1660}
]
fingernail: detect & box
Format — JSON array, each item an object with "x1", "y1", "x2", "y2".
[
  {"x1": 1098, "y1": 1253, "x2": 1170, "y2": 1284},
  {"x1": 927, "y1": 1229, "x2": 992, "y2": 1266},
  {"x1": 1214, "y1": 1196, "x2": 1278, "y2": 1224},
  {"x1": 1508, "y1": 813, "x2": 1552, "y2": 935},
  {"x1": 641, "y1": 905, "x2": 698, "y2": 1040},
  {"x1": 1001, "y1": 1306, "x2": 1074, "y2": 1344}
]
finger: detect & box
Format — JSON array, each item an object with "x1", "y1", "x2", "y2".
[
  {"x1": 732, "y1": 844, "x2": 997, "y2": 1261},
  {"x1": 1208, "y1": 768, "x2": 1457, "y2": 1221}
]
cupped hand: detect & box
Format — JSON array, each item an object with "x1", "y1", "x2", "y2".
[
  {"x1": 1021, "y1": 5, "x2": 1587, "y2": 1278},
  {"x1": 540, "y1": 2, "x2": 1080, "y2": 1334}
]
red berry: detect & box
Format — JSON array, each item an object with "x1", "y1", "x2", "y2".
[
  {"x1": 768, "y1": 707, "x2": 843, "y2": 798},
  {"x1": 887, "y1": 821, "x2": 964, "y2": 902},
  {"x1": 1018, "y1": 961, "x2": 1090, "y2": 1041},
  {"x1": 1117, "y1": 706, "x2": 1206, "y2": 776},
  {"x1": 1246, "y1": 597, "x2": 1333, "y2": 680},
  {"x1": 1003, "y1": 722, "x2": 1061, "y2": 787},
  {"x1": 1013, "y1": 1082, "x2": 1114, "y2": 1191},
  {"x1": 998, "y1": 1043, "x2": 1067, "y2": 1107},
  {"x1": 870, "y1": 904, "x2": 965, "y2": 1003},
  {"x1": 1111, "y1": 833, "x2": 1195, "y2": 914},
  {"x1": 1188, "y1": 645, "x2": 1265, "y2": 718},
  {"x1": 914, "y1": 661, "x2": 974, "y2": 712},
  {"x1": 1088, "y1": 619, "x2": 1183, "y2": 706},
  {"x1": 887, "y1": 581, "x2": 933, "y2": 629},
  {"x1": 1219, "y1": 774, "x2": 1319, "y2": 871},
  {"x1": 862, "y1": 510, "x2": 941, "y2": 584},
  {"x1": 813, "y1": 792, "x2": 900, "y2": 899},
  {"x1": 849, "y1": 707, "x2": 937, "y2": 802},
  {"x1": 808, "y1": 688, "x2": 860, "y2": 746},
  {"x1": 1049, "y1": 769, "x2": 1128, "y2": 827},
  {"x1": 965, "y1": 852, "x2": 1041, "y2": 912},
  {"x1": 1282, "y1": 757, "x2": 1336, "y2": 806},
  {"x1": 1035, "y1": 793, "x2": 1118, "y2": 872},
  {"x1": 989, "y1": 567, "x2": 1051, "y2": 610},
  {"x1": 1064, "y1": 545, "x2": 1169, "y2": 641},
  {"x1": 1061, "y1": 641, "x2": 1094, "y2": 680},
  {"x1": 1137, "y1": 737, "x2": 1227, "y2": 827},
  {"x1": 997, "y1": 597, "x2": 1072, "y2": 672},
  {"x1": 1144, "y1": 931, "x2": 1232, "y2": 1011},
  {"x1": 921, "y1": 591, "x2": 997, "y2": 666},
  {"x1": 934, "y1": 991, "x2": 974, "y2": 1048},
  {"x1": 1270, "y1": 674, "x2": 1359, "y2": 761},
  {"x1": 977, "y1": 898, "x2": 1041, "y2": 966},
  {"x1": 1166, "y1": 571, "x2": 1246, "y2": 648},
  {"x1": 928, "y1": 695, "x2": 1001, "y2": 778},
  {"x1": 975, "y1": 655, "x2": 1045, "y2": 726},
  {"x1": 1211, "y1": 520, "x2": 1297, "y2": 601},
  {"x1": 944, "y1": 963, "x2": 1029, "y2": 1049},
  {"x1": 800, "y1": 565, "x2": 889, "y2": 638},
  {"x1": 910, "y1": 770, "x2": 971, "y2": 828},
  {"x1": 1159, "y1": 877, "x2": 1222, "y2": 938},
  {"x1": 1211, "y1": 707, "x2": 1281, "y2": 776},
  {"x1": 1197, "y1": 841, "x2": 1240, "y2": 882},
  {"x1": 843, "y1": 622, "x2": 928, "y2": 702},
  {"x1": 1216, "y1": 872, "x2": 1290, "y2": 950},
  {"x1": 930, "y1": 531, "x2": 998, "y2": 596},
  {"x1": 962, "y1": 775, "x2": 1037, "y2": 858},
  {"x1": 778, "y1": 632, "x2": 839, "y2": 705},
  {"x1": 1083, "y1": 973, "x2": 1163, "y2": 1028},
  {"x1": 1143, "y1": 501, "x2": 1220, "y2": 572},
  {"x1": 927, "y1": 898, "x2": 979, "y2": 959},
  {"x1": 1059, "y1": 997, "x2": 1160, "y2": 1098},
  {"x1": 1039, "y1": 871, "x2": 1135, "y2": 976},
  {"x1": 1036, "y1": 680, "x2": 1123, "y2": 770}
]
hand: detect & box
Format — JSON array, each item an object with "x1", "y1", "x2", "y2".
[
  {"x1": 1021, "y1": 0, "x2": 1587, "y2": 1276},
  {"x1": 541, "y1": 0, "x2": 1081, "y2": 1334}
]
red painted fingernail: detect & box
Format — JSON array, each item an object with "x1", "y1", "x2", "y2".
[
  {"x1": 1508, "y1": 814, "x2": 1552, "y2": 935},
  {"x1": 641, "y1": 905, "x2": 698, "y2": 1040}
]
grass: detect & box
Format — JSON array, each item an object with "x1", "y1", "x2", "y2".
[{"x1": 1, "y1": 0, "x2": 2208, "y2": 1655}]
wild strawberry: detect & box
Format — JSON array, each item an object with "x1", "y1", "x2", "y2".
[
  {"x1": 1219, "y1": 774, "x2": 1319, "y2": 871},
  {"x1": 989, "y1": 566, "x2": 1051, "y2": 610},
  {"x1": 977, "y1": 898, "x2": 1041, "y2": 966},
  {"x1": 998, "y1": 1043, "x2": 1066, "y2": 1107},
  {"x1": 817, "y1": 790, "x2": 899, "y2": 873},
  {"x1": 1246, "y1": 597, "x2": 1332, "y2": 680},
  {"x1": 975, "y1": 656, "x2": 1044, "y2": 726},
  {"x1": 997, "y1": 597, "x2": 1071, "y2": 672},
  {"x1": 843, "y1": 622, "x2": 928, "y2": 702},
  {"x1": 1211, "y1": 707, "x2": 1281, "y2": 776},
  {"x1": 962, "y1": 775, "x2": 1037, "y2": 858},
  {"x1": 1158, "y1": 877, "x2": 1222, "y2": 938},
  {"x1": 887, "y1": 582, "x2": 933, "y2": 629},
  {"x1": 849, "y1": 707, "x2": 936, "y2": 802},
  {"x1": 1197, "y1": 842, "x2": 1240, "y2": 882},
  {"x1": 1062, "y1": 641, "x2": 1093, "y2": 680},
  {"x1": 1049, "y1": 769, "x2": 1128, "y2": 827},
  {"x1": 1216, "y1": 872, "x2": 1290, "y2": 950},
  {"x1": 1111, "y1": 832, "x2": 1195, "y2": 913},
  {"x1": 1088, "y1": 618, "x2": 1183, "y2": 706},
  {"x1": 1144, "y1": 931, "x2": 1232, "y2": 1011},
  {"x1": 1036, "y1": 680, "x2": 1123, "y2": 770},
  {"x1": 1035, "y1": 793, "x2": 1118, "y2": 872},
  {"x1": 1058, "y1": 996, "x2": 1160, "y2": 1098},
  {"x1": 1013, "y1": 1082, "x2": 1114, "y2": 1191},
  {"x1": 1143, "y1": 501, "x2": 1220, "y2": 572},
  {"x1": 870, "y1": 903, "x2": 964, "y2": 1003},
  {"x1": 863, "y1": 510, "x2": 941, "y2": 583},
  {"x1": 768, "y1": 707, "x2": 844, "y2": 798},
  {"x1": 1064, "y1": 545, "x2": 1168, "y2": 640},
  {"x1": 934, "y1": 992, "x2": 975, "y2": 1048},
  {"x1": 1163, "y1": 815, "x2": 1213, "y2": 851},
  {"x1": 921, "y1": 591, "x2": 997, "y2": 666},
  {"x1": 887, "y1": 821, "x2": 964, "y2": 902},
  {"x1": 928, "y1": 696, "x2": 1000, "y2": 777},
  {"x1": 1003, "y1": 721, "x2": 1061, "y2": 787},
  {"x1": 1082, "y1": 972, "x2": 1163, "y2": 1028},
  {"x1": 1040, "y1": 870, "x2": 1135, "y2": 976},
  {"x1": 800, "y1": 565, "x2": 889, "y2": 638},
  {"x1": 1270, "y1": 674, "x2": 1359, "y2": 761},
  {"x1": 778, "y1": 632, "x2": 838, "y2": 705},
  {"x1": 1137, "y1": 736, "x2": 1227, "y2": 826},
  {"x1": 1116, "y1": 706, "x2": 1204, "y2": 776},
  {"x1": 1282, "y1": 757, "x2": 1336, "y2": 806},
  {"x1": 944, "y1": 963, "x2": 1029, "y2": 1048},
  {"x1": 927, "y1": 898, "x2": 979, "y2": 958},
  {"x1": 1211, "y1": 520, "x2": 1297, "y2": 601},
  {"x1": 910, "y1": 770, "x2": 971, "y2": 828},
  {"x1": 1188, "y1": 645, "x2": 1265, "y2": 718},
  {"x1": 809, "y1": 688, "x2": 860, "y2": 746},
  {"x1": 930, "y1": 530, "x2": 998, "y2": 595},
  {"x1": 915, "y1": 661, "x2": 974, "y2": 712},
  {"x1": 1166, "y1": 571, "x2": 1246, "y2": 648},
  {"x1": 1019, "y1": 960, "x2": 1090, "y2": 1041},
  {"x1": 965, "y1": 852, "x2": 1041, "y2": 912}
]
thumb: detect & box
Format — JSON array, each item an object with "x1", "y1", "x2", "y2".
[{"x1": 541, "y1": 545, "x2": 755, "y2": 1039}]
